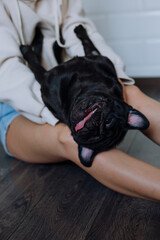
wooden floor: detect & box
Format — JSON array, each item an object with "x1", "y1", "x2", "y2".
[{"x1": 0, "y1": 82, "x2": 160, "y2": 240}]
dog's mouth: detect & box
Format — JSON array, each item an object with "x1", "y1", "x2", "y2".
[{"x1": 75, "y1": 102, "x2": 104, "y2": 132}]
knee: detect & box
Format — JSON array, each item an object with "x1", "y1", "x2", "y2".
[
  {"x1": 58, "y1": 123, "x2": 78, "y2": 160},
  {"x1": 125, "y1": 85, "x2": 144, "y2": 106},
  {"x1": 125, "y1": 85, "x2": 141, "y2": 98},
  {"x1": 58, "y1": 123, "x2": 72, "y2": 145}
]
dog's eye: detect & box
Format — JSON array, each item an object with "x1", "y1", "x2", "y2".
[
  {"x1": 106, "y1": 118, "x2": 113, "y2": 127},
  {"x1": 107, "y1": 98, "x2": 113, "y2": 103}
]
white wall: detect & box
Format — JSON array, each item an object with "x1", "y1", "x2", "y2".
[{"x1": 82, "y1": 0, "x2": 160, "y2": 78}]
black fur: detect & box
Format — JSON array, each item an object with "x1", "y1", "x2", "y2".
[{"x1": 20, "y1": 25, "x2": 149, "y2": 167}]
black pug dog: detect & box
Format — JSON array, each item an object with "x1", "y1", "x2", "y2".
[{"x1": 20, "y1": 25, "x2": 149, "y2": 167}]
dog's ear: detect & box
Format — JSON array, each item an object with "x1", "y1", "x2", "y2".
[
  {"x1": 78, "y1": 145, "x2": 95, "y2": 167},
  {"x1": 127, "y1": 108, "x2": 149, "y2": 130}
]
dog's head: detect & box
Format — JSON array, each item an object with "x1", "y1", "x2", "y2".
[{"x1": 70, "y1": 93, "x2": 149, "y2": 166}]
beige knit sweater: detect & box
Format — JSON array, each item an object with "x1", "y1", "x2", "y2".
[{"x1": 0, "y1": 0, "x2": 134, "y2": 125}]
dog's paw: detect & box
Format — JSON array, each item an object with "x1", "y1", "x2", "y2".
[
  {"x1": 20, "y1": 45, "x2": 31, "y2": 56},
  {"x1": 74, "y1": 24, "x2": 88, "y2": 39}
]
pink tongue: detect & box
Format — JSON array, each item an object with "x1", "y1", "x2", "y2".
[{"x1": 75, "y1": 109, "x2": 97, "y2": 132}]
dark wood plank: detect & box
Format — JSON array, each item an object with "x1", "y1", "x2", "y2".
[
  {"x1": 136, "y1": 78, "x2": 160, "y2": 93},
  {"x1": 6, "y1": 163, "x2": 109, "y2": 240},
  {"x1": 0, "y1": 158, "x2": 59, "y2": 239},
  {"x1": 85, "y1": 193, "x2": 160, "y2": 240}
]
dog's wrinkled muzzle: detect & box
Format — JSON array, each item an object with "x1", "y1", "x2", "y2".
[{"x1": 74, "y1": 101, "x2": 106, "y2": 132}]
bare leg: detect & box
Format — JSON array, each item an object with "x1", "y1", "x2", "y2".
[
  {"x1": 6, "y1": 116, "x2": 66, "y2": 163},
  {"x1": 6, "y1": 113, "x2": 160, "y2": 202}
]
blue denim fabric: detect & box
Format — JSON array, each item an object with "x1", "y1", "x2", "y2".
[{"x1": 0, "y1": 103, "x2": 20, "y2": 156}]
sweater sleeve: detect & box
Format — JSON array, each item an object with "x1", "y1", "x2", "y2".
[
  {"x1": 0, "y1": 3, "x2": 58, "y2": 125},
  {"x1": 62, "y1": 0, "x2": 134, "y2": 84}
]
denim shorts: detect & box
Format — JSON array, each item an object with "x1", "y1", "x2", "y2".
[{"x1": 0, "y1": 103, "x2": 20, "y2": 156}]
